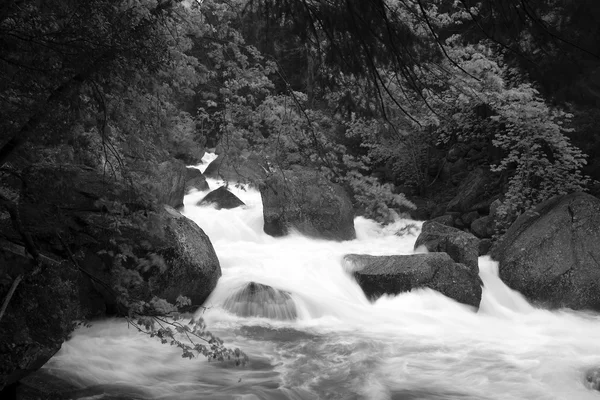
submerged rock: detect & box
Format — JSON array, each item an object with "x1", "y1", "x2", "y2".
[
  {"x1": 414, "y1": 221, "x2": 480, "y2": 273},
  {"x1": 344, "y1": 253, "x2": 482, "y2": 308},
  {"x1": 0, "y1": 164, "x2": 223, "y2": 390},
  {"x1": 223, "y1": 282, "x2": 297, "y2": 320},
  {"x1": 260, "y1": 168, "x2": 355, "y2": 241},
  {"x1": 154, "y1": 159, "x2": 187, "y2": 208},
  {"x1": 197, "y1": 186, "x2": 245, "y2": 209},
  {"x1": 585, "y1": 367, "x2": 600, "y2": 391},
  {"x1": 491, "y1": 192, "x2": 600, "y2": 310}
]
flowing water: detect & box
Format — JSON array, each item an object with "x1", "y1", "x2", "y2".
[{"x1": 43, "y1": 154, "x2": 600, "y2": 399}]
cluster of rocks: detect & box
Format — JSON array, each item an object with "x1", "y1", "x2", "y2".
[{"x1": 345, "y1": 221, "x2": 483, "y2": 308}]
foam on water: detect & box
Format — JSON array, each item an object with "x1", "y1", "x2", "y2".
[{"x1": 44, "y1": 153, "x2": 600, "y2": 399}]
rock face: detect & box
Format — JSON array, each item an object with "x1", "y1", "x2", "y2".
[
  {"x1": 0, "y1": 164, "x2": 222, "y2": 390},
  {"x1": 197, "y1": 186, "x2": 245, "y2": 209},
  {"x1": 204, "y1": 153, "x2": 267, "y2": 184},
  {"x1": 155, "y1": 160, "x2": 187, "y2": 208},
  {"x1": 0, "y1": 249, "x2": 80, "y2": 392},
  {"x1": 414, "y1": 221, "x2": 480, "y2": 273},
  {"x1": 260, "y1": 168, "x2": 356, "y2": 241},
  {"x1": 344, "y1": 253, "x2": 482, "y2": 307},
  {"x1": 222, "y1": 282, "x2": 297, "y2": 320},
  {"x1": 491, "y1": 192, "x2": 600, "y2": 310},
  {"x1": 185, "y1": 167, "x2": 209, "y2": 193}
]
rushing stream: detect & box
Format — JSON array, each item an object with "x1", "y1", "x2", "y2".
[{"x1": 43, "y1": 154, "x2": 600, "y2": 399}]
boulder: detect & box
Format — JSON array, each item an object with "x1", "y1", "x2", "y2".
[
  {"x1": 197, "y1": 186, "x2": 245, "y2": 210},
  {"x1": 446, "y1": 168, "x2": 493, "y2": 212},
  {"x1": 414, "y1": 221, "x2": 480, "y2": 273},
  {"x1": 260, "y1": 168, "x2": 355, "y2": 241},
  {"x1": 344, "y1": 253, "x2": 482, "y2": 307},
  {"x1": 471, "y1": 216, "x2": 494, "y2": 238},
  {"x1": 80, "y1": 205, "x2": 222, "y2": 309},
  {"x1": 0, "y1": 164, "x2": 222, "y2": 390},
  {"x1": 478, "y1": 239, "x2": 493, "y2": 256},
  {"x1": 491, "y1": 192, "x2": 600, "y2": 310},
  {"x1": 185, "y1": 167, "x2": 209, "y2": 193},
  {"x1": 431, "y1": 214, "x2": 455, "y2": 227},
  {"x1": 154, "y1": 159, "x2": 187, "y2": 208},
  {"x1": 222, "y1": 282, "x2": 297, "y2": 320},
  {"x1": 0, "y1": 248, "x2": 80, "y2": 391},
  {"x1": 204, "y1": 153, "x2": 267, "y2": 184}
]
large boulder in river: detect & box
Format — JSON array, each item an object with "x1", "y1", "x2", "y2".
[
  {"x1": 222, "y1": 282, "x2": 297, "y2": 320},
  {"x1": 260, "y1": 168, "x2": 356, "y2": 241},
  {"x1": 204, "y1": 153, "x2": 267, "y2": 184},
  {"x1": 414, "y1": 221, "x2": 480, "y2": 273},
  {"x1": 185, "y1": 167, "x2": 209, "y2": 193},
  {"x1": 197, "y1": 186, "x2": 245, "y2": 209},
  {"x1": 0, "y1": 164, "x2": 222, "y2": 390},
  {"x1": 491, "y1": 192, "x2": 600, "y2": 310},
  {"x1": 344, "y1": 253, "x2": 482, "y2": 307}
]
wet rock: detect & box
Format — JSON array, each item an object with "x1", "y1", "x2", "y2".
[
  {"x1": 0, "y1": 249, "x2": 80, "y2": 392},
  {"x1": 223, "y1": 282, "x2": 297, "y2": 320},
  {"x1": 431, "y1": 215, "x2": 455, "y2": 227},
  {"x1": 414, "y1": 221, "x2": 480, "y2": 273},
  {"x1": 260, "y1": 168, "x2": 355, "y2": 241},
  {"x1": 344, "y1": 253, "x2": 482, "y2": 307},
  {"x1": 478, "y1": 239, "x2": 493, "y2": 256},
  {"x1": 185, "y1": 167, "x2": 209, "y2": 193},
  {"x1": 197, "y1": 186, "x2": 245, "y2": 209},
  {"x1": 461, "y1": 211, "x2": 480, "y2": 226},
  {"x1": 491, "y1": 192, "x2": 600, "y2": 310},
  {"x1": 585, "y1": 367, "x2": 600, "y2": 391},
  {"x1": 204, "y1": 153, "x2": 268, "y2": 185}
]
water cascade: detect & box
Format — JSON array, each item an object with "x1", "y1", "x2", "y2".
[{"x1": 41, "y1": 154, "x2": 600, "y2": 399}]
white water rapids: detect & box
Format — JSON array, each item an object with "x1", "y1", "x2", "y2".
[{"x1": 43, "y1": 154, "x2": 600, "y2": 399}]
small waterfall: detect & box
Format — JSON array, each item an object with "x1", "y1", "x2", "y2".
[{"x1": 223, "y1": 282, "x2": 297, "y2": 320}]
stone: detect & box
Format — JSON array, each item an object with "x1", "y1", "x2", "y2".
[
  {"x1": 197, "y1": 186, "x2": 245, "y2": 209},
  {"x1": 478, "y1": 239, "x2": 493, "y2": 256},
  {"x1": 260, "y1": 168, "x2": 355, "y2": 241},
  {"x1": 491, "y1": 192, "x2": 600, "y2": 310},
  {"x1": 414, "y1": 221, "x2": 480, "y2": 273},
  {"x1": 223, "y1": 282, "x2": 297, "y2": 320},
  {"x1": 431, "y1": 214, "x2": 455, "y2": 227},
  {"x1": 471, "y1": 216, "x2": 494, "y2": 239},
  {"x1": 344, "y1": 253, "x2": 482, "y2": 307},
  {"x1": 0, "y1": 164, "x2": 223, "y2": 390},
  {"x1": 204, "y1": 153, "x2": 267, "y2": 184},
  {"x1": 185, "y1": 167, "x2": 209, "y2": 193},
  {"x1": 585, "y1": 367, "x2": 600, "y2": 391}
]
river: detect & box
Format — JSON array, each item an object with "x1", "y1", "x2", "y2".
[{"x1": 42, "y1": 154, "x2": 600, "y2": 399}]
